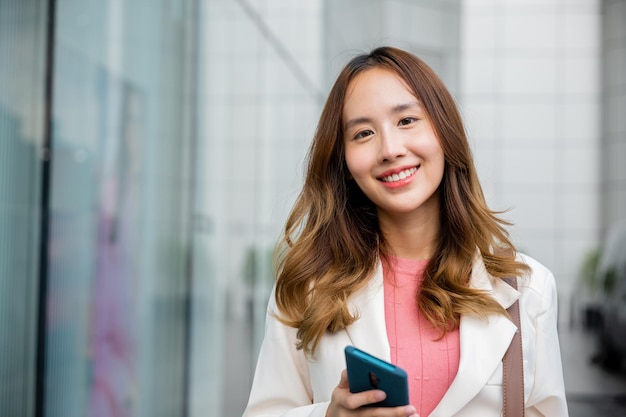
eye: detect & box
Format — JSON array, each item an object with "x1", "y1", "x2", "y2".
[
  {"x1": 354, "y1": 129, "x2": 374, "y2": 140},
  {"x1": 398, "y1": 117, "x2": 417, "y2": 126}
]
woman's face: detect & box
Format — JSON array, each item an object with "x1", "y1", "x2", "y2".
[{"x1": 342, "y1": 67, "x2": 445, "y2": 223}]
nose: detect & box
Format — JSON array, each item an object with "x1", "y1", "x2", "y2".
[{"x1": 378, "y1": 127, "x2": 407, "y2": 163}]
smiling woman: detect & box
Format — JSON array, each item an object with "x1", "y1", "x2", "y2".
[
  {"x1": 243, "y1": 46, "x2": 569, "y2": 417},
  {"x1": 342, "y1": 67, "x2": 445, "y2": 228}
]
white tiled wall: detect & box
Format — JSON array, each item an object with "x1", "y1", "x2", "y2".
[
  {"x1": 195, "y1": 1, "x2": 324, "y2": 415},
  {"x1": 324, "y1": 0, "x2": 461, "y2": 93},
  {"x1": 460, "y1": 0, "x2": 603, "y2": 323},
  {"x1": 198, "y1": 0, "x2": 324, "y2": 306}
]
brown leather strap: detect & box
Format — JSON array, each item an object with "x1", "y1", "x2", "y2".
[{"x1": 503, "y1": 277, "x2": 525, "y2": 417}]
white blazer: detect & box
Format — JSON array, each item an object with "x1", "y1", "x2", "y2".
[{"x1": 243, "y1": 253, "x2": 569, "y2": 417}]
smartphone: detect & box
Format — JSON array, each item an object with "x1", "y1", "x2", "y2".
[{"x1": 344, "y1": 345, "x2": 409, "y2": 407}]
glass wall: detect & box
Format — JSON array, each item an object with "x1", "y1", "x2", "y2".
[
  {"x1": 0, "y1": 1, "x2": 48, "y2": 416},
  {"x1": 45, "y1": 1, "x2": 199, "y2": 416},
  {"x1": 1, "y1": 0, "x2": 325, "y2": 416},
  {"x1": 0, "y1": 0, "x2": 47, "y2": 417}
]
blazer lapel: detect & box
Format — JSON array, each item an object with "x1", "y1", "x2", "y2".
[
  {"x1": 344, "y1": 263, "x2": 392, "y2": 362},
  {"x1": 428, "y1": 312, "x2": 517, "y2": 416},
  {"x1": 429, "y1": 255, "x2": 521, "y2": 417}
]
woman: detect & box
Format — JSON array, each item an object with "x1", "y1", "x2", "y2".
[{"x1": 243, "y1": 46, "x2": 568, "y2": 417}]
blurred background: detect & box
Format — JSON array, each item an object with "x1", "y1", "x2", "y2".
[{"x1": 1, "y1": 0, "x2": 625, "y2": 416}]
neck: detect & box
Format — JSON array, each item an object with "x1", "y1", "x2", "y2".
[{"x1": 378, "y1": 212, "x2": 440, "y2": 261}]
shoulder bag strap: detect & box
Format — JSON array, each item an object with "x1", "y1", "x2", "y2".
[{"x1": 502, "y1": 277, "x2": 525, "y2": 417}]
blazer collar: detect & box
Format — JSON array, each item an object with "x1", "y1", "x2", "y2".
[
  {"x1": 345, "y1": 254, "x2": 521, "y2": 416},
  {"x1": 467, "y1": 252, "x2": 520, "y2": 310}
]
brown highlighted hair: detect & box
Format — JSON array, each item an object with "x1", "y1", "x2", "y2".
[{"x1": 274, "y1": 46, "x2": 529, "y2": 355}]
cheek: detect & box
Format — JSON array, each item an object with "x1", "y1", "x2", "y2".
[
  {"x1": 434, "y1": 150, "x2": 445, "y2": 175},
  {"x1": 344, "y1": 148, "x2": 368, "y2": 178},
  {"x1": 425, "y1": 141, "x2": 445, "y2": 170},
  {"x1": 421, "y1": 144, "x2": 445, "y2": 184}
]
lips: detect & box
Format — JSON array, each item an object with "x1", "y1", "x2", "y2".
[{"x1": 379, "y1": 166, "x2": 418, "y2": 183}]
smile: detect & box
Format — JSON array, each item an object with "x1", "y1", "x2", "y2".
[{"x1": 379, "y1": 167, "x2": 418, "y2": 183}]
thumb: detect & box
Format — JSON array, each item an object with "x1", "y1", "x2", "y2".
[{"x1": 338, "y1": 369, "x2": 349, "y2": 389}]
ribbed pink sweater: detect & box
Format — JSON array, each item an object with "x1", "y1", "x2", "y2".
[{"x1": 383, "y1": 256, "x2": 460, "y2": 416}]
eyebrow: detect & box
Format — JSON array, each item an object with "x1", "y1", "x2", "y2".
[{"x1": 343, "y1": 101, "x2": 422, "y2": 131}]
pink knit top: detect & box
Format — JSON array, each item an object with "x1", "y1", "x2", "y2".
[{"x1": 383, "y1": 256, "x2": 460, "y2": 416}]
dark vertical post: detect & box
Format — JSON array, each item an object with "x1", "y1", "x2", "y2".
[{"x1": 35, "y1": 0, "x2": 56, "y2": 415}]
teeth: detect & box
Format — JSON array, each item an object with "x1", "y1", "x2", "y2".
[{"x1": 381, "y1": 167, "x2": 417, "y2": 183}]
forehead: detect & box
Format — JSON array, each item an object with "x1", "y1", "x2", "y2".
[{"x1": 343, "y1": 67, "x2": 418, "y2": 114}]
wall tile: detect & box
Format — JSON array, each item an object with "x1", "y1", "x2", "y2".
[
  {"x1": 510, "y1": 232, "x2": 558, "y2": 273},
  {"x1": 560, "y1": 188, "x2": 601, "y2": 233},
  {"x1": 561, "y1": 99, "x2": 600, "y2": 142},
  {"x1": 562, "y1": 55, "x2": 601, "y2": 94},
  {"x1": 264, "y1": 55, "x2": 302, "y2": 99},
  {"x1": 558, "y1": 145, "x2": 601, "y2": 186},
  {"x1": 500, "y1": 101, "x2": 558, "y2": 142},
  {"x1": 462, "y1": 14, "x2": 497, "y2": 50},
  {"x1": 502, "y1": 0, "x2": 560, "y2": 14},
  {"x1": 563, "y1": 13, "x2": 600, "y2": 50},
  {"x1": 461, "y1": 98, "x2": 498, "y2": 142},
  {"x1": 501, "y1": 56, "x2": 558, "y2": 95},
  {"x1": 228, "y1": 146, "x2": 258, "y2": 185},
  {"x1": 507, "y1": 189, "x2": 559, "y2": 239},
  {"x1": 502, "y1": 14, "x2": 559, "y2": 50},
  {"x1": 387, "y1": 2, "x2": 444, "y2": 50},
  {"x1": 460, "y1": 56, "x2": 497, "y2": 94},
  {"x1": 500, "y1": 145, "x2": 558, "y2": 185},
  {"x1": 462, "y1": 0, "x2": 497, "y2": 12}
]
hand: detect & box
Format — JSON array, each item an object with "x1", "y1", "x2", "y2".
[{"x1": 326, "y1": 370, "x2": 419, "y2": 417}]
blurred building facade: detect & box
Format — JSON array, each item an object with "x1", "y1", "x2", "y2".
[
  {"x1": 460, "y1": 0, "x2": 604, "y2": 324},
  {"x1": 0, "y1": 1, "x2": 623, "y2": 417}
]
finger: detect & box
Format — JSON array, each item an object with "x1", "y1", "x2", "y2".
[
  {"x1": 342, "y1": 389, "x2": 386, "y2": 410},
  {"x1": 364, "y1": 405, "x2": 418, "y2": 417},
  {"x1": 401, "y1": 405, "x2": 419, "y2": 417}
]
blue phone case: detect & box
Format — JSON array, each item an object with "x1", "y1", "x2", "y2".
[{"x1": 344, "y1": 345, "x2": 409, "y2": 407}]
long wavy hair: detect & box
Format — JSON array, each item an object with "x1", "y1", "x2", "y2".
[{"x1": 274, "y1": 46, "x2": 530, "y2": 355}]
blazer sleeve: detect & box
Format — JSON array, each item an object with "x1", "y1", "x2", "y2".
[
  {"x1": 525, "y1": 270, "x2": 569, "y2": 416},
  {"x1": 242, "y1": 290, "x2": 330, "y2": 417}
]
